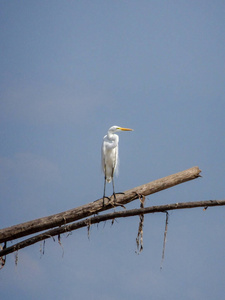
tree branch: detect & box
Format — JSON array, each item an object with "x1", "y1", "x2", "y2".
[
  {"x1": 0, "y1": 199, "x2": 224, "y2": 258},
  {"x1": 0, "y1": 166, "x2": 201, "y2": 243}
]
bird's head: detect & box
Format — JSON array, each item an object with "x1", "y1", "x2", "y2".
[{"x1": 108, "y1": 126, "x2": 133, "y2": 133}]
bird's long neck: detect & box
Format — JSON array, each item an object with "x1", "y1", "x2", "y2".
[
  {"x1": 107, "y1": 132, "x2": 119, "y2": 146},
  {"x1": 107, "y1": 132, "x2": 116, "y2": 140}
]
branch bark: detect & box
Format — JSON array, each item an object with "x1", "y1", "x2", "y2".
[
  {"x1": 0, "y1": 166, "x2": 201, "y2": 243},
  {"x1": 1, "y1": 199, "x2": 225, "y2": 258}
]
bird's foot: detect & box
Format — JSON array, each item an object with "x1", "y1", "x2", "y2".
[{"x1": 111, "y1": 192, "x2": 125, "y2": 207}]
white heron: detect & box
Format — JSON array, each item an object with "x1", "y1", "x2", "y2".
[{"x1": 101, "y1": 125, "x2": 133, "y2": 206}]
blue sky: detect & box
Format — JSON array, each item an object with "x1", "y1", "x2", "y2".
[{"x1": 1, "y1": 1, "x2": 225, "y2": 299}]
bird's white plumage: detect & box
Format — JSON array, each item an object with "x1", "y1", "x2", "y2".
[
  {"x1": 101, "y1": 125, "x2": 133, "y2": 205},
  {"x1": 101, "y1": 127, "x2": 119, "y2": 182},
  {"x1": 101, "y1": 125, "x2": 133, "y2": 185}
]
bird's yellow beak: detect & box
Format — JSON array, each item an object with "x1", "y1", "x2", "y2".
[{"x1": 118, "y1": 127, "x2": 133, "y2": 131}]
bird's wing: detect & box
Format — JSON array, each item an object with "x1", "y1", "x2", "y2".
[{"x1": 101, "y1": 135, "x2": 108, "y2": 174}]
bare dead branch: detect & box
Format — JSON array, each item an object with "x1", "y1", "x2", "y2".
[
  {"x1": 0, "y1": 166, "x2": 201, "y2": 243},
  {"x1": 1, "y1": 198, "x2": 225, "y2": 258}
]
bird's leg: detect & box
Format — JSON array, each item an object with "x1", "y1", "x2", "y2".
[
  {"x1": 103, "y1": 177, "x2": 107, "y2": 207},
  {"x1": 112, "y1": 176, "x2": 117, "y2": 204},
  {"x1": 111, "y1": 179, "x2": 125, "y2": 208},
  {"x1": 112, "y1": 172, "x2": 125, "y2": 206},
  {"x1": 103, "y1": 176, "x2": 110, "y2": 206}
]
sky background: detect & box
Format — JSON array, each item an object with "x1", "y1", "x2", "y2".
[{"x1": 1, "y1": 1, "x2": 225, "y2": 299}]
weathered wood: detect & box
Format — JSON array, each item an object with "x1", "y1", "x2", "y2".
[
  {"x1": 1, "y1": 198, "x2": 224, "y2": 258},
  {"x1": 0, "y1": 166, "x2": 201, "y2": 243}
]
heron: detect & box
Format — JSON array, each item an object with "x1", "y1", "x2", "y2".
[{"x1": 101, "y1": 125, "x2": 133, "y2": 206}]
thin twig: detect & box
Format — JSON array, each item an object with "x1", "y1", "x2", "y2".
[
  {"x1": 160, "y1": 212, "x2": 169, "y2": 269},
  {"x1": 136, "y1": 194, "x2": 145, "y2": 254}
]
